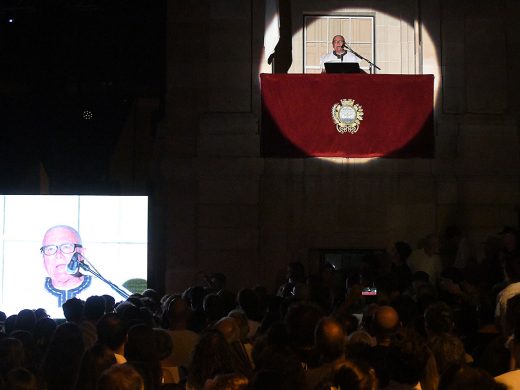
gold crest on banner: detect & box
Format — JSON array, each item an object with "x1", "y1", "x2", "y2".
[{"x1": 331, "y1": 99, "x2": 364, "y2": 134}]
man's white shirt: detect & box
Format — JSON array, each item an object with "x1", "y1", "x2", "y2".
[{"x1": 320, "y1": 51, "x2": 359, "y2": 71}]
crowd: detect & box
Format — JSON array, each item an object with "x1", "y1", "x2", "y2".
[{"x1": 1, "y1": 225, "x2": 520, "y2": 390}]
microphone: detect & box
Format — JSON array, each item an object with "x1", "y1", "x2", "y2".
[{"x1": 66, "y1": 252, "x2": 80, "y2": 275}]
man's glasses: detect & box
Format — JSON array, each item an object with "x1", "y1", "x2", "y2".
[{"x1": 40, "y1": 243, "x2": 82, "y2": 256}]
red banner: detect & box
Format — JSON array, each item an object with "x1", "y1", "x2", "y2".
[{"x1": 261, "y1": 74, "x2": 434, "y2": 158}]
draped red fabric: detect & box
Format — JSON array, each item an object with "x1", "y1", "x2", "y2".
[{"x1": 261, "y1": 74, "x2": 434, "y2": 158}]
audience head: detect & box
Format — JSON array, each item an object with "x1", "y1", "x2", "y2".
[
  {"x1": 167, "y1": 295, "x2": 191, "y2": 329},
  {"x1": 96, "y1": 313, "x2": 127, "y2": 352},
  {"x1": 285, "y1": 302, "x2": 325, "y2": 352},
  {"x1": 314, "y1": 316, "x2": 346, "y2": 363},
  {"x1": 74, "y1": 343, "x2": 116, "y2": 390},
  {"x1": 371, "y1": 305, "x2": 400, "y2": 345},
  {"x1": 348, "y1": 330, "x2": 374, "y2": 347},
  {"x1": 5, "y1": 315, "x2": 18, "y2": 335},
  {"x1": 97, "y1": 363, "x2": 144, "y2": 390},
  {"x1": 214, "y1": 317, "x2": 241, "y2": 344},
  {"x1": 391, "y1": 331, "x2": 432, "y2": 386},
  {"x1": 142, "y1": 288, "x2": 161, "y2": 305},
  {"x1": 345, "y1": 330, "x2": 373, "y2": 363},
  {"x1": 335, "y1": 312, "x2": 359, "y2": 336},
  {"x1": 153, "y1": 328, "x2": 173, "y2": 361},
  {"x1": 84, "y1": 295, "x2": 106, "y2": 322},
  {"x1": 439, "y1": 365, "x2": 503, "y2": 390},
  {"x1": 62, "y1": 297, "x2": 84, "y2": 323},
  {"x1": 228, "y1": 310, "x2": 250, "y2": 343},
  {"x1": 42, "y1": 322, "x2": 85, "y2": 390},
  {"x1": 187, "y1": 330, "x2": 236, "y2": 390},
  {"x1": 183, "y1": 286, "x2": 206, "y2": 311},
  {"x1": 4, "y1": 367, "x2": 38, "y2": 390},
  {"x1": 332, "y1": 359, "x2": 378, "y2": 390},
  {"x1": 124, "y1": 324, "x2": 162, "y2": 390},
  {"x1": 126, "y1": 295, "x2": 144, "y2": 308},
  {"x1": 102, "y1": 294, "x2": 116, "y2": 313},
  {"x1": 424, "y1": 302, "x2": 454, "y2": 335},
  {"x1": 14, "y1": 309, "x2": 36, "y2": 332},
  {"x1": 203, "y1": 373, "x2": 248, "y2": 390},
  {"x1": 428, "y1": 333, "x2": 466, "y2": 376},
  {"x1": 9, "y1": 330, "x2": 39, "y2": 369},
  {"x1": 33, "y1": 317, "x2": 57, "y2": 352},
  {"x1": 33, "y1": 308, "x2": 49, "y2": 320},
  {"x1": 252, "y1": 344, "x2": 307, "y2": 389},
  {"x1": 125, "y1": 324, "x2": 160, "y2": 363},
  {"x1": 0, "y1": 337, "x2": 24, "y2": 377},
  {"x1": 116, "y1": 301, "x2": 141, "y2": 327}
]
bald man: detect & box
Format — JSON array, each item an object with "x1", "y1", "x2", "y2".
[
  {"x1": 315, "y1": 316, "x2": 347, "y2": 363},
  {"x1": 319, "y1": 35, "x2": 359, "y2": 72},
  {"x1": 372, "y1": 305, "x2": 400, "y2": 346},
  {"x1": 368, "y1": 306, "x2": 401, "y2": 388},
  {"x1": 306, "y1": 317, "x2": 347, "y2": 389}
]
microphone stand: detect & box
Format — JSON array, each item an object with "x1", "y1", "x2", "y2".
[
  {"x1": 77, "y1": 255, "x2": 130, "y2": 299},
  {"x1": 343, "y1": 44, "x2": 381, "y2": 74}
]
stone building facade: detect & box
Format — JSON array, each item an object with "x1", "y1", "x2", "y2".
[{"x1": 146, "y1": 0, "x2": 520, "y2": 292}]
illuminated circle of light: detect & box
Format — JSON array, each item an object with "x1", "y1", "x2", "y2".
[{"x1": 261, "y1": 6, "x2": 440, "y2": 165}]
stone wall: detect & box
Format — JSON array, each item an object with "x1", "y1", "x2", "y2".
[{"x1": 157, "y1": 0, "x2": 520, "y2": 293}]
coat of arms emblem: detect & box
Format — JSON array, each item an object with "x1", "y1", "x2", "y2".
[{"x1": 331, "y1": 99, "x2": 364, "y2": 134}]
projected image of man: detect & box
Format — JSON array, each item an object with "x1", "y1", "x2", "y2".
[
  {"x1": 41, "y1": 225, "x2": 92, "y2": 306},
  {"x1": 40, "y1": 225, "x2": 130, "y2": 313}
]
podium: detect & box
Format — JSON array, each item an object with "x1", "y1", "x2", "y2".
[{"x1": 261, "y1": 74, "x2": 434, "y2": 158}]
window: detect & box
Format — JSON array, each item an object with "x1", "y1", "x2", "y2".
[{"x1": 304, "y1": 15, "x2": 375, "y2": 73}]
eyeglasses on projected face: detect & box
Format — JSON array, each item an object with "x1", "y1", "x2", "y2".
[{"x1": 40, "y1": 243, "x2": 82, "y2": 256}]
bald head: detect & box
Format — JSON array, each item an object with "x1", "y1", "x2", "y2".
[
  {"x1": 42, "y1": 225, "x2": 82, "y2": 246},
  {"x1": 372, "y1": 306, "x2": 399, "y2": 345},
  {"x1": 214, "y1": 317, "x2": 241, "y2": 344},
  {"x1": 315, "y1": 317, "x2": 346, "y2": 362}
]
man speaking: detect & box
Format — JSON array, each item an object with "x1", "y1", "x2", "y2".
[
  {"x1": 40, "y1": 225, "x2": 129, "y2": 311},
  {"x1": 319, "y1": 34, "x2": 359, "y2": 72}
]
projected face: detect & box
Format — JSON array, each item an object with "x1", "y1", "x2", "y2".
[{"x1": 41, "y1": 225, "x2": 84, "y2": 288}]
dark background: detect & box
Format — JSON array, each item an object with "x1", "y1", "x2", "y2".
[{"x1": 0, "y1": 0, "x2": 166, "y2": 194}]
